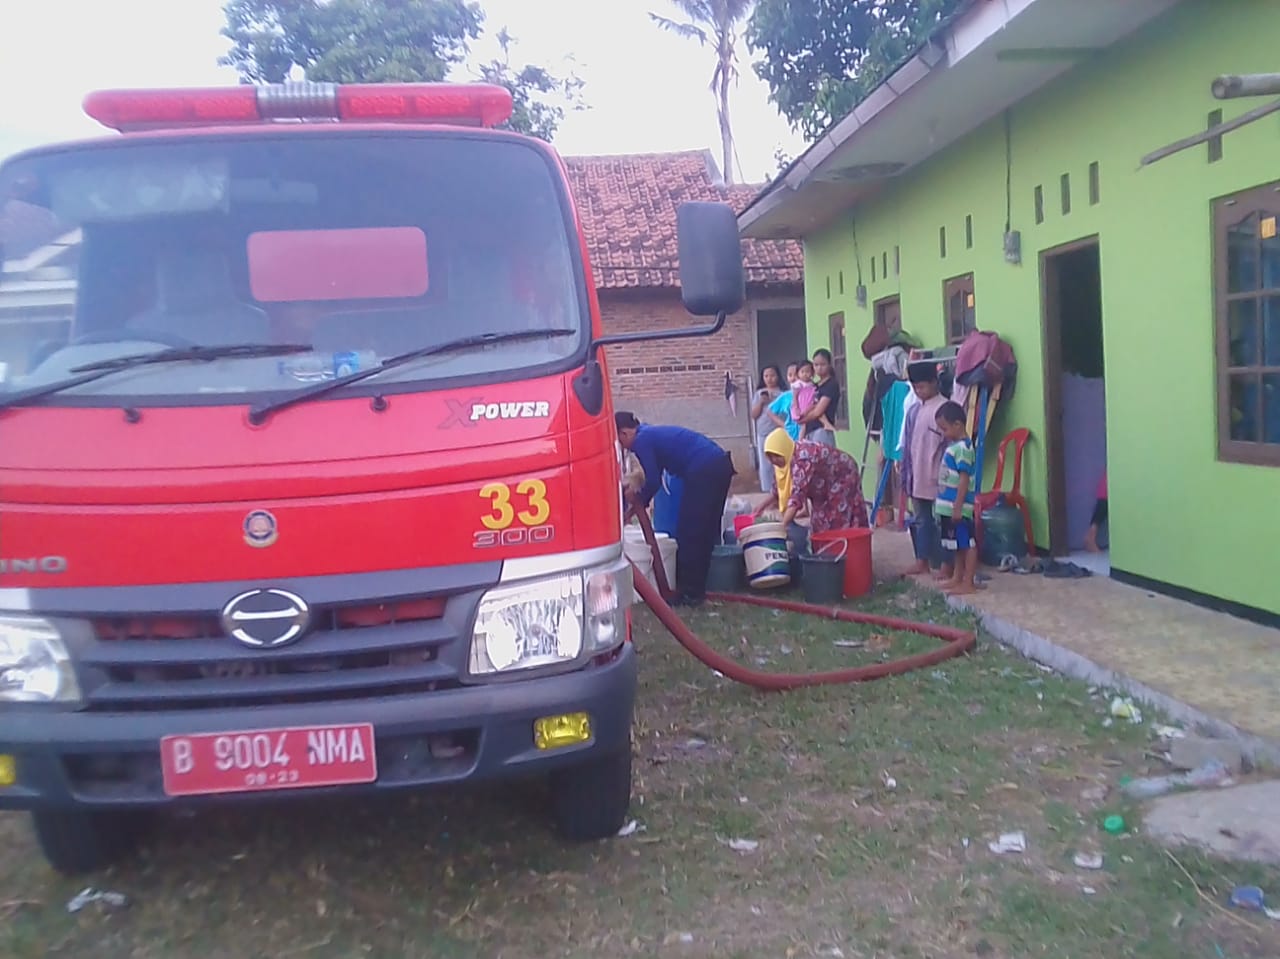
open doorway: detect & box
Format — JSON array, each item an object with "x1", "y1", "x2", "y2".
[
  {"x1": 756, "y1": 307, "x2": 808, "y2": 377},
  {"x1": 1041, "y1": 238, "x2": 1108, "y2": 574},
  {"x1": 753, "y1": 306, "x2": 808, "y2": 487}
]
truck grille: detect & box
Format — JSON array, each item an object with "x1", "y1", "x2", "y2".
[
  {"x1": 78, "y1": 597, "x2": 467, "y2": 711},
  {"x1": 91, "y1": 598, "x2": 446, "y2": 640}
]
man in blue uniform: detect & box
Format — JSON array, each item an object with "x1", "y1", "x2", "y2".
[{"x1": 615, "y1": 412, "x2": 734, "y2": 607}]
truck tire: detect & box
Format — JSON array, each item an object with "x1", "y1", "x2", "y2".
[
  {"x1": 31, "y1": 809, "x2": 146, "y2": 875},
  {"x1": 549, "y1": 747, "x2": 632, "y2": 841}
]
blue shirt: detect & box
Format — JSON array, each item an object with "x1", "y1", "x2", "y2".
[
  {"x1": 630, "y1": 424, "x2": 726, "y2": 506},
  {"x1": 936, "y1": 438, "x2": 976, "y2": 520},
  {"x1": 768, "y1": 392, "x2": 802, "y2": 441}
]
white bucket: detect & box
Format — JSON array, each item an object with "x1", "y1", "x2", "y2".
[
  {"x1": 739, "y1": 521, "x2": 791, "y2": 589},
  {"x1": 622, "y1": 533, "x2": 654, "y2": 604},
  {"x1": 654, "y1": 533, "x2": 678, "y2": 591}
]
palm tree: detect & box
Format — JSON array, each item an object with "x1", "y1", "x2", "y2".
[{"x1": 650, "y1": 0, "x2": 752, "y2": 185}]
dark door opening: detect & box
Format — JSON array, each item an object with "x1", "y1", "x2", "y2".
[
  {"x1": 753, "y1": 306, "x2": 808, "y2": 482},
  {"x1": 1041, "y1": 238, "x2": 1108, "y2": 568},
  {"x1": 756, "y1": 308, "x2": 808, "y2": 379}
]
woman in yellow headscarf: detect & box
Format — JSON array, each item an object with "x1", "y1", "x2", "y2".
[
  {"x1": 755, "y1": 428, "x2": 796, "y2": 518},
  {"x1": 754, "y1": 428, "x2": 869, "y2": 535}
]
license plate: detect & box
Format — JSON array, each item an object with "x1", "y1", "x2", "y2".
[{"x1": 160, "y1": 723, "x2": 376, "y2": 797}]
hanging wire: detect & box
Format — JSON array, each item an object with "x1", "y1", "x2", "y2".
[{"x1": 1003, "y1": 109, "x2": 1014, "y2": 234}]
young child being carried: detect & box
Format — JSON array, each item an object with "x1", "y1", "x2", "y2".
[
  {"x1": 790, "y1": 360, "x2": 817, "y2": 422},
  {"x1": 790, "y1": 360, "x2": 835, "y2": 433},
  {"x1": 934, "y1": 400, "x2": 982, "y2": 596}
]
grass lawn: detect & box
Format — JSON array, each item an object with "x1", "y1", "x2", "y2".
[{"x1": 2, "y1": 582, "x2": 1278, "y2": 958}]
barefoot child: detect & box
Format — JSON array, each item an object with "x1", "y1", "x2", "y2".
[{"x1": 934, "y1": 400, "x2": 980, "y2": 595}]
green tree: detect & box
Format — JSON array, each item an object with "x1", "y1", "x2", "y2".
[
  {"x1": 650, "y1": 0, "x2": 753, "y2": 185},
  {"x1": 747, "y1": 0, "x2": 964, "y2": 142},
  {"x1": 220, "y1": 0, "x2": 584, "y2": 141},
  {"x1": 476, "y1": 29, "x2": 586, "y2": 144},
  {"x1": 221, "y1": 0, "x2": 482, "y2": 84}
]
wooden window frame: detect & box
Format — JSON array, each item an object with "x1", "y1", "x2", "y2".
[
  {"x1": 828, "y1": 311, "x2": 851, "y2": 431},
  {"x1": 874, "y1": 295, "x2": 902, "y2": 336},
  {"x1": 943, "y1": 273, "x2": 977, "y2": 345},
  {"x1": 1214, "y1": 180, "x2": 1280, "y2": 466}
]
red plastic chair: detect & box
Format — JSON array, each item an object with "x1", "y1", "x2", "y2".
[{"x1": 974, "y1": 428, "x2": 1035, "y2": 554}]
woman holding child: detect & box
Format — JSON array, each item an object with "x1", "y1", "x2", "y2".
[{"x1": 800, "y1": 348, "x2": 841, "y2": 447}]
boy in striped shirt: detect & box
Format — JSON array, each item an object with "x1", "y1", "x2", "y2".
[{"x1": 934, "y1": 401, "x2": 981, "y2": 595}]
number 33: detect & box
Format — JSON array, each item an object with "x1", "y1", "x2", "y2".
[{"x1": 479, "y1": 479, "x2": 550, "y2": 530}]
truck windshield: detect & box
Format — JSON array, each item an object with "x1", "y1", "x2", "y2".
[{"x1": 0, "y1": 132, "x2": 588, "y2": 404}]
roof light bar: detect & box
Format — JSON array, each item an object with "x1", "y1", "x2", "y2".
[
  {"x1": 82, "y1": 82, "x2": 514, "y2": 133},
  {"x1": 83, "y1": 87, "x2": 260, "y2": 131},
  {"x1": 336, "y1": 84, "x2": 513, "y2": 126}
]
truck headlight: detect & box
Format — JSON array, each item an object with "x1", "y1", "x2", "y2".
[
  {"x1": 0, "y1": 616, "x2": 80, "y2": 703},
  {"x1": 469, "y1": 560, "x2": 631, "y2": 676},
  {"x1": 585, "y1": 559, "x2": 630, "y2": 654}
]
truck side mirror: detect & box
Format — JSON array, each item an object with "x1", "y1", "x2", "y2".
[{"x1": 677, "y1": 202, "x2": 745, "y2": 317}]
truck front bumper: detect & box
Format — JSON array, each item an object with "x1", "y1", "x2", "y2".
[{"x1": 0, "y1": 644, "x2": 635, "y2": 811}]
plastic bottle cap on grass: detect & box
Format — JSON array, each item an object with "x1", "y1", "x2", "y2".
[{"x1": 1103, "y1": 815, "x2": 1126, "y2": 834}]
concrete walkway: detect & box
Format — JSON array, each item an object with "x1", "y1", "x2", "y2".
[{"x1": 869, "y1": 531, "x2": 1280, "y2": 765}]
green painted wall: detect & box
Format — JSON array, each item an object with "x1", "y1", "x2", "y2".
[{"x1": 802, "y1": 0, "x2": 1280, "y2": 615}]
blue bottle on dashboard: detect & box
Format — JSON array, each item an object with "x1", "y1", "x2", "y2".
[{"x1": 332, "y1": 351, "x2": 377, "y2": 377}]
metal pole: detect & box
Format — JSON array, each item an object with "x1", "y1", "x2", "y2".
[{"x1": 1213, "y1": 73, "x2": 1280, "y2": 100}]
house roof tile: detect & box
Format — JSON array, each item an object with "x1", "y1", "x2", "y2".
[{"x1": 562, "y1": 150, "x2": 803, "y2": 291}]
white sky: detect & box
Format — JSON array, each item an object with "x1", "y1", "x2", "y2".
[{"x1": 0, "y1": 0, "x2": 808, "y2": 183}]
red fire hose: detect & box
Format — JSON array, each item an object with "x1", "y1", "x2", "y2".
[{"x1": 624, "y1": 505, "x2": 975, "y2": 691}]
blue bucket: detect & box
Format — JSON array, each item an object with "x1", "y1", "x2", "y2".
[{"x1": 652, "y1": 472, "x2": 683, "y2": 538}]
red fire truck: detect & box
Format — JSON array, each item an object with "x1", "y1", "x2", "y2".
[{"x1": 0, "y1": 81, "x2": 744, "y2": 873}]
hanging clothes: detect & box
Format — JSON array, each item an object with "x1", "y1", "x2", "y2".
[
  {"x1": 871, "y1": 346, "x2": 909, "y2": 380},
  {"x1": 899, "y1": 386, "x2": 921, "y2": 456},
  {"x1": 880, "y1": 380, "x2": 911, "y2": 462}
]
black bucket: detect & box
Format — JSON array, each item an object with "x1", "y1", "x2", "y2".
[
  {"x1": 800, "y1": 538, "x2": 847, "y2": 605},
  {"x1": 707, "y1": 545, "x2": 745, "y2": 593}
]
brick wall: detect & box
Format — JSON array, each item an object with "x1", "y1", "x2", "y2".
[{"x1": 599, "y1": 287, "x2": 800, "y2": 493}]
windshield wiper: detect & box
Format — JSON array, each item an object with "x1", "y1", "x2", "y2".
[
  {"x1": 248, "y1": 328, "x2": 578, "y2": 424},
  {"x1": 0, "y1": 343, "x2": 313, "y2": 412},
  {"x1": 70, "y1": 342, "x2": 313, "y2": 374}
]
